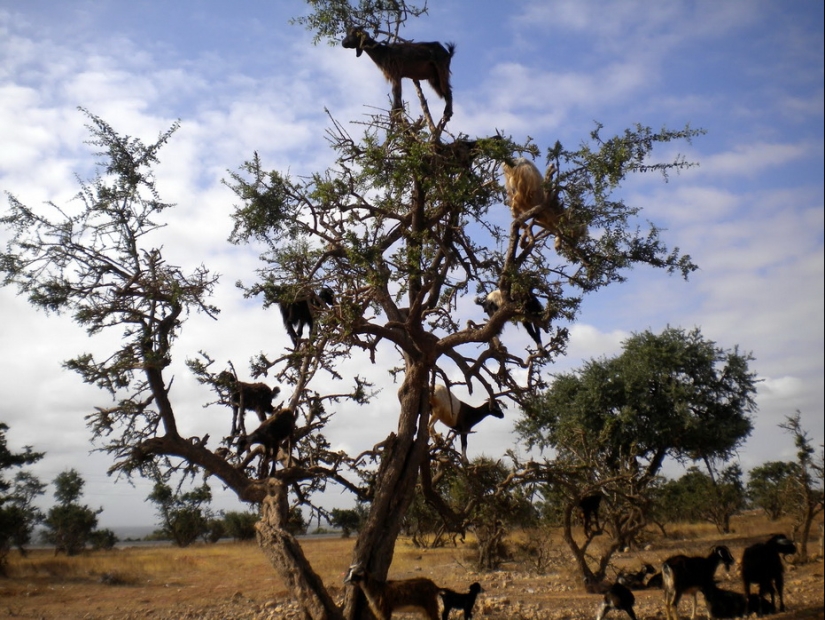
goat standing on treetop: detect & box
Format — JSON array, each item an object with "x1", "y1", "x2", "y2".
[
  {"x1": 341, "y1": 26, "x2": 456, "y2": 120},
  {"x1": 429, "y1": 384, "x2": 504, "y2": 462}
]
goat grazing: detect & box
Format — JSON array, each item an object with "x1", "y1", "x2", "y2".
[
  {"x1": 343, "y1": 563, "x2": 441, "y2": 620},
  {"x1": 341, "y1": 26, "x2": 456, "y2": 120},
  {"x1": 741, "y1": 533, "x2": 797, "y2": 614},
  {"x1": 428, "y1": 384, "x2": 504, "y2": 461},
  {"x1": 699, "y1": 582, "x2": 748, "y2": 620},
  {"x1": 277, "y1": 286, "x2": 335, "y2": 347},
  {"x1": 439, "y1": 582, "x2": 483, "y2": 619},
  {"x1": 578, "y1": 493, "x2": 604, "y2": 536},
  {"x1": 501, "y1": 158, "x2": 586, "y2": 251},
  {"x1": 662, "y1": 545, "x2": 735, "y2": 620},
  {"x1": 236, "y1": 408, "x2": 296, "y2": 475},
  {"x1": 217, "y1": 370, "x2": 279, "y2": 436},
  {"x1": 596, "y1": 582, "x2": 638, "y2": 620},
  {"x1": 476, "y1": 289, "x2": 548, "y2": 347},
  {"x1": 617, "y1": 563, "x2": 656, "y2": 590}
]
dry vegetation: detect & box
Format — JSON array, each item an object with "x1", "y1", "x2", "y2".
[{"x1": 1, "y1": 513, "x2": 822, "y2": 619}]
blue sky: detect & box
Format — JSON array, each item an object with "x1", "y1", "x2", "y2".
[{"x1": 1, "y1": 0, "x2": 822, "y2": 528}]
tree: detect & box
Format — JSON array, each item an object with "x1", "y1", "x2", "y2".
[
  {"x1": 670, "y1": 464, "x2": 746, "y2": 534},
  {"x1": 748, "y1": 461, "x2": 796, "y2": 520},
  {"x1": 514, "y1": 326, "x2": 756, "y2": 584},
  {"x1": 0, "y1": 424, "x2": 45, "y2": 570},
  {"x1": 41, "y1": 469, "x2": 102, "y2": 556},
  {"x1": 779, "y1": 412, "x2": 824, "y2": 562},
  {"x1": 330, "y1": 507, "x2": 366, "y2": 538},
  {"x1": 223, "y1": 510, "x2": 259, "y2": 541},
  {"x1": 0, "y1": 3, "x2": 703, "y2": 616},
  {"x1": 147, "y1": 481, "x2": 214, "y2": 547}
]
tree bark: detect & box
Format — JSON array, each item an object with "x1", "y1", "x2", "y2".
[{"x1": 256, "y1": 479, "x2": 344, "y2": 620}]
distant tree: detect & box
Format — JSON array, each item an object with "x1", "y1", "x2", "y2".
[
  {"x1": 780, "y1": 412, "x2": 824, "y2": 561},
  {"x1": 41, "y1": 469, "x2": 102, "y2": 555},
  {"x1": 88, "y1": 528, "x2": 119, "y2": 550},
  {"x1": 286, "y1": 506, "x2": 308, "y2": 536},
  {"x1": 223, "y1": 510, "x2": 259, "y2": 541},
  {"x1": 330, "y1": 506, "x2": 367, "y2": 538},
  {"x1": 147, "y1": 481, "x2": 213, "y2": 547},
  {"x1": 204, "y1": 517, "x2": 226, "y2": 543},
  {"x1": 514, "y1": 326, "x2": 756, "y2": 585},
  {"x1": 748, "y1": 461, "x2": 796, "y2": 520},
  {"x1": 1, "y1": 423, "x2": 46, "y2": 570}
]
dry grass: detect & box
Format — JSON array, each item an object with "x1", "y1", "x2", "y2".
[{"x1": 1, "y1": 513, "x2": 822, "y2": 619}]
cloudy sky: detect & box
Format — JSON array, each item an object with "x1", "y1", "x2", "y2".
[{"x1": 1, "y1": 1, "x2": 822, "y2": 529}]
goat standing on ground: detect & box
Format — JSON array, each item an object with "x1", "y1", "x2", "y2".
[
  {"x1": 342, "y1": 26, "x2": 456, "y2": 120},
  {"x1": 662, "y1": 545, "x2": 735, "y2": 620},
  {"x1": 741, "y1": 533, "x2": 797, "y2": 614},
  {"x1": 344, "y1": 563, "x2": 441, "y2": 620},
  {"x1": 578, "y1": 493, "x2": 604, "y2": 536},
  {"x1": 596, "y1": 582, "x2": 638, "y2": 620},
  {"x1": 277, "y1": 287, "x2": 334, "y2": 347},
  {"x1": 439, "y1": 582, "x2": 483, "y2": 619},
  {"x1": 217, "y1": 370, "x2": 279, "y2": 436},
  {"x1": 502, "y1": 158, "x2": 586, "y2": 251},
  {"x1": 476, "y1": 289, "x2": 548, "y2": 347},
  {"x1": 429, "y1": 384, "x2": 504, "y2": 461}
]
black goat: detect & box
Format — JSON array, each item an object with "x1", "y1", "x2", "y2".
[
  {"x1": 428, "y1": 384, "x2": 504, "y2": 462},
  {"x1": 577, "y1": 493, "x2": 604, "y2": 536},
  {"x1": 596, "y1": 582, "x2": 637, "y2": 620},
  {"x1": 237, "y1": 408, "x2": 296, "y2": 475},
  {"x1": 741, "y1": 533, "x2": 797, "y2": 614},
  {"x1": 342, "y1": 26, "x2": 455, "y2": 120},
  {"x1": 476, "y1": 289, "x2": 548, "y2": 347},
  {"x1": 662, "y1": 545, "x2": 735, "y2": 620},
  {"x1": 276, "y1": 287, "x2": 334, "y2": 347},
  {"x1": 217, "y1": 370, "x2": 279, "y2": 436},
  {"x1": 439, "y1": 581, "x2": 483, "y2": 619},
  {"x1": 700, "y1": 582, "x2": 748, "y2": 619},
  {"x1": 617, "y1": 563, "x2": 656, "y2": 590}
]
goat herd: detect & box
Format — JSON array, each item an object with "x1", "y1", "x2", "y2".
[{"x1": 340, "y1": 534, "x2": 797, "y2": 619}]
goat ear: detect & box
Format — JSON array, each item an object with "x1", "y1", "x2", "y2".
[{"x1": 356, "y1": 47, "x2": 363, "y2": 57}]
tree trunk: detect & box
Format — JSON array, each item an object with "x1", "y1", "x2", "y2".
[
  {"x1": 342, "y1": 362, "x2": 431, "y2": 619},
  {"x1": 256, "y1": 479, "x2": 344, "y2": 620}
]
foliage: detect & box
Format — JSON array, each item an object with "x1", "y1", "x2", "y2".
[
  {"x1": 747, "y1": 461, "x2": 797, "y2": 520},
  {"x1": 513, "y1": 326, "x2": 756, "y2": 581},
  {"x1": 223, "y1": 510, "x2": 259, "y2": 541},
  {"x1": 88, "y1": 528, "x2": 119, "y2": 550},
  {"x1": 0, "y1": 425, "x2": 45, "y2": 569},
  {"x1": 41, "y1": 469, "x2": 102, "y2": 556},
  {"x1": 147, "y1": 481, "x2": 214, "y2": 548},
  {"x1": 330, "y1": 505, "x2": 368, "y2": 538}
]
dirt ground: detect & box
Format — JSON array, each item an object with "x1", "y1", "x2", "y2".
[{"x1": 2, "y1": 517, "x2": 823, "y2": 619}]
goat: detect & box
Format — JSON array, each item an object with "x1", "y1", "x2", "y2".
[
  {"x1": 645, "y1": 571, "x2": 663, "y2": 589},
  {"x1": 277, "y1": 286, "x2": 335, "y2": 347},
  {"x1": 341, "y1": 26, "x2": 456, "y2": 120},
  {"x1": 236, "y1": 408, "x2": 296, "y2": 475},
  {"x1": 596, "y1": 582, "x2": 638, "y2": 620},
  {"x1": 217, "y1": 370, "x2": 279, "y2": 436},
  {"x1": 578, "y1": 493, "x2": 604, "y2": 536},
  {"x1": 741, "y1": 533, "x2": 797, "y2": 614},
  {"x1": 617, "y1": 563, "x2": 656, "y2": 590},
  {"x1": 475, "y1": 289, "x2": 548, "y2": 347},
  {"x1": 501, "y1": 158, "x2": 586, "y2": 251},
  {"x1": 439, "y1": 582, "x2": 483, "y2": 619},
  {"x1": 747, "y1": 592, "x2": 776, "y2": 616},
  {"x1": 662, "y1": 545, "x2": 735, "y2": 620},
  {"x1": 428, "y1": 384, "x2": 504, "y2": 461},
  {"x1": 343, "y1": 563, "x2": 441, "y2": 620},
  {"x1": 700, "y1": 582, "x2": 747, "y2": 619}
]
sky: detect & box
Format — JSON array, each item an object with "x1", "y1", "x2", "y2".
[{"x1": 0, "y1": 0, "x2": 822, "y2": 530}]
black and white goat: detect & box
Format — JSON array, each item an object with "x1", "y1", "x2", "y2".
[
  {"x1": 616, "y1": 563, "x2": 656, "y2": 590},
  {"x1": 217, "y1": 370, "x2": 279, "y2": 436},
  {"x1": 476, "y1": 289, "x2": 547, "y2": 347},
  {"x1": 439, "y1": 582, "x2": 483, "y2": 619},
  {"x1": 662, "y1": 545, "x2": 735, "y2": 620},
  {"x1": 342, "y1": 27, "x2": 456, "y2": 120},
  {"x1": 343, "y1": 563, "x2": 441, "y2": 620},
  {"x1": 429, "y1": 384, "x2": 504, "y2": 461},
  {"x1": 277, "y1": 287, "x2": 334, "y2": 347},
  {"x1": 596, "y1": 582, "x2": 638, "y2": 620},
  {"x1": 741, "y1": 533, "x2": 797, "y2": 614}
]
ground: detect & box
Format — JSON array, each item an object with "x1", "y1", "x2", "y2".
[{"x1": 1, "y1": 514, "x2": 822, "y2": 619}]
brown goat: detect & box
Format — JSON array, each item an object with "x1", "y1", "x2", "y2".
[
  {"x1": 217, "y1": 370, "x2": 279, "y2": 436},
  {"x1": 342, "y1": 27, "x2": 456, "y2": 120},
  {"x1": 344, "y1": 563, "x2": 441, "y2": 620},
  {"x1": 502, "y1": 157, "x2": 586, "y2": 251}
]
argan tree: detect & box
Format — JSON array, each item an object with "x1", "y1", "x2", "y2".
[
  {"x1": 514, "y1": 327, "x2": 756, "y2": 585},
  {"x1": 1, "y1": 2, "x2": 704, "y2": 617}
]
